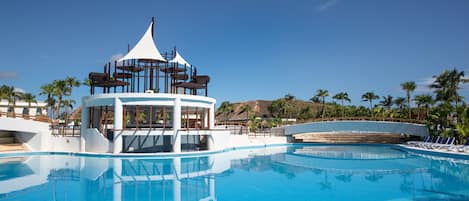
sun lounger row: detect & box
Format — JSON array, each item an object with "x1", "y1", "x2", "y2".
[{"x1": 407, "y1": 136, "x2": 469, "y2": 153}]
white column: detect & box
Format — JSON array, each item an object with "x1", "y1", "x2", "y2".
[
  {"x1": 80, "y1": 103, "x2": 89, "y2": 152},
  {"x1": 113, "y1": 98, "x2": 123, "y2": 154},
  {"x1": 209, "y1": 103, "x2": 215, "y2": 129},
  {"x1": 204, "y1": 109, "x2": 209, "y2": 128},
  {"x1": 173, "y1": 157, "x2": 181, "y2": 201},
  {"x1": 172, "y1": 98, "x2": 181, "y2": 153}
]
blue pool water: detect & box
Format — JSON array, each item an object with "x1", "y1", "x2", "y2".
[{"x1": 1, "y1": 145, "x2": 469, "y2": 201}]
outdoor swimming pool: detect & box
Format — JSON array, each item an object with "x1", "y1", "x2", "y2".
[{"x1": 1, "y1": 144, "x2": 469, "y2": 201}]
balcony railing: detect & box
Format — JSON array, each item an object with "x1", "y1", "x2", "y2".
[{"x1": 51, "y1": 126, "x2": 81, "y2": 137}]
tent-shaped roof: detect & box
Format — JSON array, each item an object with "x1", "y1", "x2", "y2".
[
  {"x1": 118, "y1": 22, "x2": 166, "y2": 62},
  {"x1": 169, "y1": 51, "x2": 191, "y2": 66}
]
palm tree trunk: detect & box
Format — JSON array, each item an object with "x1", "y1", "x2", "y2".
[
  {"x1": 341, "y1": 100, "x2": 345, "y2": 117},
  {"x1": 56, "y1": 96, "x2": 62, "y2": 120},
  {"x1": 407, "y1": 92, "x2": 411, "y2": 119},
  {"x1": 369, "y1": 101, "x2": 373, "y2": 118},
  {"x1": 417, "y1": 105, "x2": 420, "y2": 120},
  {"x1": 322, "y1": 98, "x2": 326, "y2": 118}
]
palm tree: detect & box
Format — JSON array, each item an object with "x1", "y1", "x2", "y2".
[
  {"x1": 22, "y1": 93, "x2": 37, "y2": 117},
  {"x1": 284, "y1": 94, "x2": 295, "y2": 118},
  {"x1": 61, "y1": 99, "x2": 76, "y2": 125},
  {"x1": 431, "y1": 68, "x2": 465, "y2": 122},
  {"x1": 218, "y1": 101, "x2": 233, "y2": 126},
  {"x1": 65, "y1": 77, "x2": 80, "y2": 114},
  {"x1": 240, "y1": 104, "x2": 252, "y2": 121},
  {"x1": 2, "y1": 86, "x2": 23, "y2": 117},
  {"x1": 361, "y1": 92, "x2": 379, "y2": 117},
  {"x1": 332, "y1": 92, "x2": 351, "y2": 117},
  {"x1": 379, "y1": 95, "x2": 393, "y2": 111},
  {"x1": 314, "y1": 89, "x2": 329, "y2": 118},
  {"x1": 40, "y1": 83, "x2": 56, "y2": 119},
  {"x1": 83, "y1": 78, "x2": 92, "y2": 94},
  {"x1": 401, "y1": 81, "x2": 416, "y2": 119},
  {"x1": 394, "y1": 97, "x2": 406, "y2": 117},
  {"x1": 53, "y1": 80, "x2": 69, "y2": 120},
  {"x1": 420, "y1": 94, "x2": 434, "y2": 119}
]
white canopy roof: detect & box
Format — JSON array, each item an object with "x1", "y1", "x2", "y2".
[
  {"x1": 118, "y1": 22, "x2": 166, "y2": 62},
  {"x1": 169, "y1": 51, "x2": 191, "y2": 66}
]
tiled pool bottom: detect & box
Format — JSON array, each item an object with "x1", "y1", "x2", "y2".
[{"x1": 1, "y1": 144, "x2": 469, "y2": 201}]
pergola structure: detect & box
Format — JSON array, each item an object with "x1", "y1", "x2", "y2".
[
  {"x1": 88, "y1": 18, "x2": 210, "y2": 96},
  {"x1": 81, "y1": 18, "x2": 223, "y2": 154}
]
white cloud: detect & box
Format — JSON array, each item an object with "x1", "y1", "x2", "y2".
[
  {"x1": 415, "y1": 76, "x2": 469, "y2": 92},
  {"x1": 317, "y1": 0, "x2": 339, "y2": 12},
  {"x1": 415, "y1": 77, "x2": 434, "y2": 92},
  {"x1": 0, "y1": 71, "x2": 17, "y2": 80}
]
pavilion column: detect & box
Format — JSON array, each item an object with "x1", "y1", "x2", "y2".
[
  {"x1": 113, "y1": 98, "x2": 123, "y2": 154},
  {"x1": 80, "y1": 104, "x2": 89, "y2": 152},
  {"x1": 172, "y1": 98, "x2": 181, "y2": 153},
  {"x1": 203, "y1": 108, "x2": 209, "y2": 128},
  {"x1": 209, "y1": 103, "x2": 215, "y2": 129}
]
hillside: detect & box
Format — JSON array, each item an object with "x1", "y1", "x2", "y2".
[{"x1": 215, "y1": 99, "x2": 324, "y2": 123}]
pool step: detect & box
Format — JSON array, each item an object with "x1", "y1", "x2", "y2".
[
  {"x1": 0, "y1": 143, "x2": 25, "y2": 152},
  {"x1": 293, "y1": 133, "x2": 401, "y2": 144}
]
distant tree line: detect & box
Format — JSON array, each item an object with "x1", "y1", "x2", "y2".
[{"x1": 217, "y1": 68, "x2": 469, "y2": 140}]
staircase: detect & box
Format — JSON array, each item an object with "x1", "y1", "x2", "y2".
[
  {"x1": 293, "y1": 133, "x2": 401, "y2": 144},
  {"x1": 0, "y1": 131, "x2": 25, "y2": 152}
]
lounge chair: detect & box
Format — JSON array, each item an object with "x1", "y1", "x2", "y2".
[
  {"x1": 414, "y1": 136, "x2": 434, "y2": 147},
  {"x1": 426, "y1": 137, "x2": 446, "y2": 149},
  {"x1": 447, "y1": 137, "x2": 469, "y2": 152},
  {"x1": 407, "y1": 136, "x2": 430, "y2": 146},
  {"x1": 432, "y1": 137, "x2": 455, "y2": 149},
  {"x1": 458, "y1": 138, "x2": 469, "y2": 152},
  {"x1": 418, "y1": 136, "x2": 440, "y2": 148}
]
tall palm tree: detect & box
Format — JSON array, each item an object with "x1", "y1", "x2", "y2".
[
  {"x1": 2, "y1": 86, "x2": 23, "y2": 117},
  {"x1": 414, "y1": 95, "x2": 424, "y2": 120},
  {"x1": 83, "y1": 78, "x2": 92, "y2": 94},
  {"x1": 240, "y1": 104, "x2": 252, "y2": 121},
  {"x1": 284, "y1": 93, "x2": 295, "y2": 118},
  {"x1": 40, "y1": 83, "x2": 56, "y2": 118},
  {"x1": 314, "y1": 89, "x2": 329, "y2": 118},
  {"x1": 379, "y1": 95, "x2": 393, "y2": 111},
  {"x1": 401, "y1": 81, "x2": 416, "y2": 119},
  {"x1": 361, "y1": 92, "x2": 379, "y2": 117},
  {"x1": 218, "y1": 101, "x2": 233, "y2": 125},
  {"x1": 394, "y1": 97, "x2": 406, "y2": 116},
  {"x1": 332, "y1": 92, "x2": 351, "y2": 117},
  {"x1": 22, "y1": 93, "x2": 37, "y2": 116},
  {"x1": 431, "y1": 68, "x2": 465, "y2": 122},
  {"x1": 53, "y1": 80, "x2": 69, "y2": 120},
  {"x1": 65, "y1": 77, "x2": 80, "y2": 113},
  {"x1": 420, "y1": 94, "x2": 434, "y2": 119},
  {"x1": 61, "y1": 99, "x2": 76, "y2": 125}
]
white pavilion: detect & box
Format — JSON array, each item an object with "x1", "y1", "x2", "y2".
[{"x1": 80, "y1": 19, "x2": 229, "y2": 154}]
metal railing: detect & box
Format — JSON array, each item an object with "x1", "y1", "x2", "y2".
[
  {"x1": 0, "y1": 112, "x2": 50, "y2": 123},
  {"x1": 51, "y1": 125, "x2": 81, "y2": 137},
  {"x1": 298, "y1": 116, "x2": 426, "y2": 125}
]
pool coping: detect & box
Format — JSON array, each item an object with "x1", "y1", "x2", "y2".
[{"x1": 1, "y1": 143, "x2": 469, "y2": 160}]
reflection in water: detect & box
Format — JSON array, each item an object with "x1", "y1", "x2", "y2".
[{"x1": 0, "y1": 145, "x2": 469, "y2": 201}]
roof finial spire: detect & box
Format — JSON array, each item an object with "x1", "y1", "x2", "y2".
[{"x1": 151, "y1": 17, "x2": 155, "y2": 38}]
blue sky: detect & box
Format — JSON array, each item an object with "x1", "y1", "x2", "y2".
[{"x1": 0, "y1": 0, "x2": 468, "y2": 107}]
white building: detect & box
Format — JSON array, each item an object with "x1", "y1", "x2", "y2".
[{"x1": 0, "y1": 99, "x2": 47, "y2": 118}]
